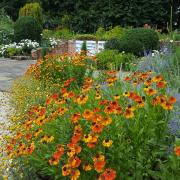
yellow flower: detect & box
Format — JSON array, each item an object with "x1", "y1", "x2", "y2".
[
  {"x1": 95, "y1": 93, "x2": 101, "y2": 100},
  {"x1": 83, "y1": 163, "x2": 92, "y2": 171},
  {"x1": 113, "y1": 94, "x2": 120, "y2": 100},
  {"x1": 83, "y1": 134, "x2": 92, "y2": 143},
  {"x1": 102, "y1": 139, "x2": 113, "y2": 147}
]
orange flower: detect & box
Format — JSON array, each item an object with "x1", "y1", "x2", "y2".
[
  {"x1": 62, "y1": 164, "x2": 71, "y2": 176},
  {"x1": 49, "y1": 157, "x2": 59, "y2": 166},
  {"x1": 91, "y1": 114, "x2": 103, "y2": 122},
  {"x1": 124, "y1": 109, "x2": 134, "y2": 119},
  {"x1": 114, "y1": 106, "x2": 123, "y2": 115},
  {"x1": 94, "y1": 160, "x2": 106, "y2": 172},
  {"x1": 85, "y1": 77, "x2": 93, "y2": 84},
  {"x1": 109, "y1": 101, "x2": 119, "y2": 109},
  {"x1": 34, "y1": 128, "x2": 43, "y2": 137},
  {"x1": 25, "y1": 133, "x2": 32, "y2": 141},
  {"x1": 156, "y1": 81, "x2": 167, "y2": 88},
  {"x1": 71, "y1": 113, "x2": 81, "y2": 123},
  {"x1": 136, "y1": 100, "x2": 145, "y2": 108},
  {"x1": 83, "y1": 163, "x2": 92, "y2": 171},
  {"x1": 75, "y1": 94, "x2": 88, "y2": 105},
  {"x1": 102, "y1": 116, "x2": 112, "y2": 126},
  {"x1": 6, "y1": 144, "x2": 13, "y2": 152},
  {"x1": 46, "y1": 97, "x2": 52, "y2": 106},
  {"x1": 161, "y1": 101, "x2": 173, "y2": 110},
  {"x1": 101, "y1": 168, "x2": 117, "y2": 180},
  {"x1": 67, "y1": 143, "x2": 81, "y2": 154},
  {"x1": 67, "y1": 148, "x2": 76, "y2": 157},
  {"x1": 82, "y1": 109, "x2": 94, "y2": 120},
  {"x1": 51, "y1": 93, "x2": 59, "y2": 100},
  {"x1": 82, "y1": 84, "x2": 92, "y2": 93},
  {"x1": 70, "y1": 169, "x2": 80, "y2": 180},
  {"x1": 87, "y1": 135, "x2": 98, "y2": 148},
  {"x1": 144, "y1": 78, "x2": 152, "y2": 86},
  {"x1": 145, "y1": 88, "x2": 157, "y2": 96},
  {"x1": 26, "y1": 142, "x2": 35, "y2": 155},
  {"x1": 93, "y1": 154, "x2": 106, "y2": 172},
  {"x1": 68, "y1": 156, "x2": 81, "y2": 168},
  {"x1": 91, "y1": 123, "x2": 104, "y2": 133},
  {"x1": 123, "y1": 76, "x2": 131, "y2": 81},
  {"x1": 57, "y1": 107, "x2": 68, "y2": 115},
  {"x1": 99, "y1": 100, "x2": 109, "y2": 106},
  {"x1": 168, "y1": 96, "x2": 176, "y2": 104},
  {"x1": 152, "y1": 75, "x2": 163, "y2": 82},
  {"x1": 152, "y1": 96, "x2": 161, "y2": 106},
  {"x1": 174, "y1": 146, "x2": 180, "y2": 156},
  {"x1": 104, "y1": 106, "x2": 114, "y2": 114},
  {"x1": 71, "y1": 133, "x2": 81, "y2": 144}
]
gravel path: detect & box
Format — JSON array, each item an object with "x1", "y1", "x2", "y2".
[{"x1": 0, "y1": 92, "x2": 12, "y2": 178}]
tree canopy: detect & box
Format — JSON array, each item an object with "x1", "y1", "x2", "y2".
[{"x1": 0, "y1": 0, "x2": 179, "y2": 33}]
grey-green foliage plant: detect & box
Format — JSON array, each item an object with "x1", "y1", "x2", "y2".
[{"x1": 0, "y1": 9, "x2": 14, "y2": 45}]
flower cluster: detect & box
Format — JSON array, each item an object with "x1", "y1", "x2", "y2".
[
  {"x1": 48, "y1": 37, "x2": 62, "y2": 48},
  {"x1": 0, "y1": 39, "x2": 39, "y2": 57},
  {"x1": 6, "y1": 65, "x2": 177, "y2": 179}
]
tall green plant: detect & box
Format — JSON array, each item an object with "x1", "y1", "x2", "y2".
[{"x1": 19, "y1": 2, "x2": 43, "y2": 24}]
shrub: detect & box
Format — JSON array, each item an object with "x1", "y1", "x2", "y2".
[
  {"x1": 41, "y1": 29, "x2": 54, "y2": 40},
  {"x1": 96, "y1": 26, "x2": 126, "y2": 40},
  {"x1": 54, "y1": 28, "x2": 74, "y2": 40},
  {"x1": 14, "y1": 16, "x2": 43, "y2": 42},
  {"x1": 173, "y1": 33, "x2": 180, "y2": 41},
  {"x1": 81, "y1": 41, "x2": 87, "y2": 55},
  {"x1": 19, "y1": 2, "x2": 43, "y2": 24},
  {"x1": 75, "y1": 34, "x2": 97, "y2": 40},
  {"x1": 96, "y1": 49, "x2": 136, "y2": 70},
  {"x1": 105, "y1": 28, "x2": 159, "y2": 56},
  {"x1": 7, "y1": 47, "x2": 22, "y2": 57},
  {"x1": 0, "y1": 39, "x2": 39, "y2": 57},
  {"x1": 0, "y1": 9, "x2": 14, "y2": 45}
]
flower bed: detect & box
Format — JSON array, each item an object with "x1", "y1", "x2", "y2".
[{"x1": 4, "y1": 53, "x2": 180, "y2": 179}]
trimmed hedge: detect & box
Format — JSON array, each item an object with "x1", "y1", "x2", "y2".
[
  {"x1": 105, "y1": 28, "x2": 159, "y2": 56},
  {"x1": 14, "y1": 16, "x2": 43, "y2": 42}
]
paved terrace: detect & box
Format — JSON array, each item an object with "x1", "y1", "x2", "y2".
[{"x1": 0, "y1": 58, "x2": 36, "y2": 91}]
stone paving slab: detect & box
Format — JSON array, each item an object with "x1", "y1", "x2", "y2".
[{"x1": 0, "y1": 59, "x2": 36, "y2": 91}]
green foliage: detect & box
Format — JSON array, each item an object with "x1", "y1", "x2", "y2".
[
  {"x1": 81, "y1": 41, "x2": 87, "y2": 55},
  {"x1": 105, "y1": 28, "x2": 159, "y2": 56},
  {"x1": 7, "y1": 47, "x2": 22, "y2": 57},
  {"x1": 173, "y1": 33, "x2": 180, "y2": 41},
  {"x1": 75, "y1": 34, "x2": 97, "y2": 40},
  {"x1": 96, "y1": 26, "x2": 126, "y2": 40},
  {"x1": 175, "y1": 46, "x2": 180, "y2": 59},
  {"x1": 0, "y1": 9, "x2": 14, "y2": 45},
  {"x1": 96, "y1": 49, "x2": 136, "y2": 70},
  {"x1": 41, "y1": 29, "x2": 54, "y2": 40},
  {"x1": 19, "y1": 2, "x2": 43, "y2": 24},
  {"x1": 14, "y1": 16, "x2": 43, "y2": 42},
  {"x1": 54, "y1": 28, "x2": 74, "y2": 40},
  {"x1": 1, "y1": 1, "x2": 179, "y2": 33}
]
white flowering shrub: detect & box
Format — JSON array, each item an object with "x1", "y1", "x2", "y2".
[
  {"x1": 0, "y1": 39, "x2": 39, "y2": 57},
  {"x1": 48, "y1": 38, "x2": 61, "y2": 48}
]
